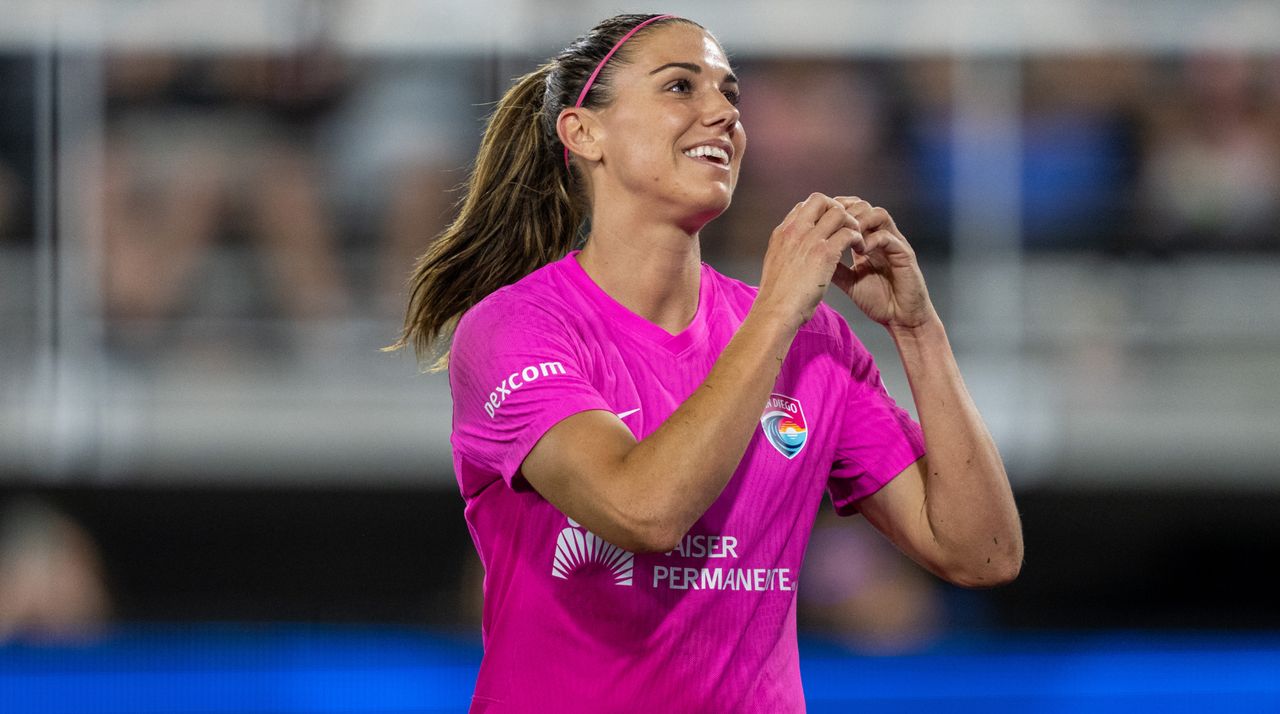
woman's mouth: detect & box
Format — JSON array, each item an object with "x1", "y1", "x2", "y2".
[{"x1": 682, "y1": 145, "x2": 731, "y2": 167}]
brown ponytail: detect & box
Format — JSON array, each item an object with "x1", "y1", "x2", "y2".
[
  {"x1": 390, "y1": 62, "x2": 581, "y2": 369},
  {"x1": 390, "y1": 14, "x2": 698, "y2": 369}
]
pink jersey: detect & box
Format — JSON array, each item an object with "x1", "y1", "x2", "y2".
[{"x1": 448, "y1": 252, "x2": 925, "y2": 713}]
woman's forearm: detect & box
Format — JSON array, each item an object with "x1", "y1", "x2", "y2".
[
  {"x1": 616, "y1": 304, "x2": 796, "y2": 548},
  {"x1": 889, "y1": 316, "x2": 1024, "y2": 580}
]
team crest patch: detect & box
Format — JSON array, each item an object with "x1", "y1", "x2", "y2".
[{"x1": 761, "y1": 393, "x2": 808, "y2": 459}]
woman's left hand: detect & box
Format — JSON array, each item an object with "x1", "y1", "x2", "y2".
[{"x1": 831, "y1": 197, "x2": 938, "y2": 329}]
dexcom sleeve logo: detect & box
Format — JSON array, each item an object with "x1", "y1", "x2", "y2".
[{"x1": 483, "y1": 361, "x2": 567, "y2": 419}]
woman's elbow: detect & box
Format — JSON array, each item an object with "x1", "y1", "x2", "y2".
[
  {"x1": 940, "y1": 547, "x2": 1023, "y2": 589},
  {"x1": 606, "y1": 490, "x2": 697, "y2": 553},
  {"x1": 607, "y1": 511, "x2": 685, "y2": 554},
  {"x1": 614, "y1": 528, "x2": 680, "y2": 554},
  {"x1": 980, "y1": 554, "x2": 1023, "y2": 588}
]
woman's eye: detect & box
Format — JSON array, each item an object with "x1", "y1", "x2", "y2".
[
  {"x1": 723, "y1": 89, "x2": 741, "y2": 106},
  {"x1": 668, "y1": 78, "x2": 692, "y2": 94}
]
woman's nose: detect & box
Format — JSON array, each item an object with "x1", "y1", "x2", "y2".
[{"x1": 705, "y1": 95, "x2": 740, "y2": 132}]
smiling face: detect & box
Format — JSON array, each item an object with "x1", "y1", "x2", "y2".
[{"x1": 579, "y1": 23, "x2": 746, "y2": 229}]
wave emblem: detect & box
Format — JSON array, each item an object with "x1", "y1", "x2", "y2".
[
  {"x1": 551, "y1": 517, "x2": 634, "y2": 586},
  {"x1": 761, "y1": 392, "x2": 808, "y2": 459}
]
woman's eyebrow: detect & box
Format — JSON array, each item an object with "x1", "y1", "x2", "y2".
[
  {"x1": 648, "y1": 61, "x2": 739, "y2": 84},
  {"x1": 649, "y1": 61, "x2": 701, "y2": 75}
]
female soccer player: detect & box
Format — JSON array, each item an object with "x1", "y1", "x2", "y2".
[{"x1": 394, "y1": 13, "x2": 1022, "y2": 713}]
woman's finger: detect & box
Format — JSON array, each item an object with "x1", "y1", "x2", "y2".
[
  {"x1": 793, "y1": 192, "x2": 835, "y2": 228},
  {"x1": 810, "y1": 201, "x2": 849, "y2": 241},
  {"x1": 845, "y1": 203, "x2": 894, "y2": 235},
  {"x1": 830, "y1": 260, "x2": 857, "y2": 294},
  {"x1": 841, "y1": 212, "x2": 865, "y2": 252},
  {"x1": 862, "y1": 228, "x2": 915, "y2": 261},
  {"x1": 827, "y1": 226, "x2": 863, "y2": 258},
  {"x1": 834, "y1": 196, "x2": 870, "y2": 214}
]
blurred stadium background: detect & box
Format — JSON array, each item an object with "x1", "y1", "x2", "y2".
[{"x1": 2, "y1": 0, "x2": 1279, "y2": 711}]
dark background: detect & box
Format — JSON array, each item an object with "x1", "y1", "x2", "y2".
[{"x1": 6, "y1": 482, "x2": 1278, "y2": 631}]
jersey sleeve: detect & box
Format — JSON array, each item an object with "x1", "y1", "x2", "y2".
[
  {"x1": 826, "y1": 317, "x2": 927, "y2": 516},
  {"x1": 449, "y1": 293, "x2": 613, "y2": 491}
]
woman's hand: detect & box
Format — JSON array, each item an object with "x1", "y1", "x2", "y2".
[
  {"x1": 830, "y1": 197, "x2": 938, "y2": 330},
  {"x1": 756, "y1": 193, "x2": 862, "y2": 330},
  {"x1": 828, "y1": 197, "x2": 1022, "y2": 587}
]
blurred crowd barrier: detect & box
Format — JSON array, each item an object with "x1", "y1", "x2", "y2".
[{"x1": 2, "y1": 44, "x2": 1278, "y2": 485}]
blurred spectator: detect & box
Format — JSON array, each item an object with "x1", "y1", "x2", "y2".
[
  {"x1": 1136, "y1": 52, "x2": 1280, "y2": 252},
  {"x1": 798, "y1": 508, "x2": 945, "y2": 655},
  {"x1": 706, "y1": 59, "x2": 916, "y2": 265},
  {"x1": 100, "y1": 48, "x2": 352, "y2": 352},
  {"x1": 900, "y1": 57, "x2": 959, "y2": 256},
  {"x1": 315, "y1": 57, "x2": 481, "y2": 315},
  {"x1": 0, "y1": 497, "x2": 113, "y2": 644},
  {"x1": 0, "y1": 160, "x2": 22, "y2": 248},
  {"x1": 0, "y1": 55, "x2": 35, "y2": 245},
  {"x1": 1020, "y1": 56, "x2": 1143, "y2": 252}
]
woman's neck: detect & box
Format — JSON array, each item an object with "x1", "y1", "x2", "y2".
[{"x1": 576, "y1": 214, "x2": 703, "y2": 335}]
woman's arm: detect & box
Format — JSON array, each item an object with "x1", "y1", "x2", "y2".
[
  {"x1": 522, "y1": 194, "x2": 860, "y2": 553},
  {"x1": 833, "y1": 197, "x2": 1023, "y2": 587},
  {"x1": 857, "y1": 319, "x2": 1023, "y2": 587}
]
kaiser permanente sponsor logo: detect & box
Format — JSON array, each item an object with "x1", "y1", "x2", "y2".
[
  {"x1": 484, "y1": 361, "x2": 566, "y2": 418},
  {"x1": 550, "y1": 523, "x2": 795, "y2": 593},
  {"x1": 654, "y1": 533, "x2": 796, "y2": 592}
]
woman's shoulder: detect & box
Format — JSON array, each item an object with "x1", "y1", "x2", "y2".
[{"x1": 455, "y1": 259, "x2": 580, "y2": 344}]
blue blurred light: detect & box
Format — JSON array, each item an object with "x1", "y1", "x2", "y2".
[{"x1": 2, "y1": 626, "x2": 1279, "y2": 713}]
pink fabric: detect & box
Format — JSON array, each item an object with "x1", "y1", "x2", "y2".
[{"x1": 448, "y1": 252, "x2": 925, "y2": 712}]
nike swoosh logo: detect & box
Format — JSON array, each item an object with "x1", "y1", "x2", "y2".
[{"x1": 616, "y1": 408, "x2": 641, "y2": 419}]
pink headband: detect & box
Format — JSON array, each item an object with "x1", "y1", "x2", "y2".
[{"x1": 564, "y1": 14, "x2": 677, "y2": 169}]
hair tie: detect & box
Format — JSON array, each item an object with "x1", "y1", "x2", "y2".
[{"x1": 564, "y1": 14, "x2": 677, "y2": 169}]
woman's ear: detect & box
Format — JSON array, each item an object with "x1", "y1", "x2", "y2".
[{"x1": 557, "y1": 107, "x2": 604, "y2": 164}]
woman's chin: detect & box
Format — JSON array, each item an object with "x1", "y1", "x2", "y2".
[
  {"x1": 678, "y1": 197, "x2": 733, "y2": 234},
  {"x1": 692, "y1": 182, "x2": 734, "y2": 214}
]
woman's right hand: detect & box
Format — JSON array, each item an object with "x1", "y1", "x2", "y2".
[{"x1": 754, "y1": 192, "x2": 863, "y2": 330}]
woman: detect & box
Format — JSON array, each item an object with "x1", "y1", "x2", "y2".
[{"x1": 394, "y1": 13, "x2": 1022, "y2": 713}]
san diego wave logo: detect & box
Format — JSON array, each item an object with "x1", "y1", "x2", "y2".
[
  {"x1": 761, "y1": 393, "x2": 808, "y2": 459},
  {"x1": 551, "y1": 517, "x2": 634, "y2": 586}
]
